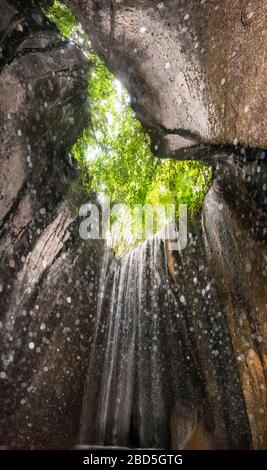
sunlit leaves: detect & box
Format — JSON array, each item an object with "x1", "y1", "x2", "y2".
[
  {"x1": 74, "y1": 53, "x2": 158, "y2": 208},
  {"x1": 44, "y1": 0, "x2": 77, "y2": 38}
]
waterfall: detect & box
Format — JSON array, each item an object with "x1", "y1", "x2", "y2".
[{"x1": 78, "y1": 226, "x2": 199, "y2": 448}]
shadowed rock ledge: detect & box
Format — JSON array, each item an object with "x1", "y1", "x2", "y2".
[{"x1": 62, "y1": 0, "x2": 267, "y2": 158}]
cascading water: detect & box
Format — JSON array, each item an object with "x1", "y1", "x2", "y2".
[
  {"x1": 78, "y1": 214, "x2": 252, "y2": 450},
  {"x1": 78, "y1": 226, "x2": 199, "y2": 449}
]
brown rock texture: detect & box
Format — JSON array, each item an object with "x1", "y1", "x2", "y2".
[
  {"x1": 63, "y1": 0, "x2": 267, "y2": 155},
  {"x1": 202, "y1": 157, "x2": 267, "y2": 449},
  {"x1": 0, "y1": 0, "x2": 103, "y2": 448}
]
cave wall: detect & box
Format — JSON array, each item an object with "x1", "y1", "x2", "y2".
[
  {"x1": 167, "y1": 155, "x2": 267, "y2": 449},
  {"x1": 63, "y1": 0, "x2": 267, "y2": 157},
  {"x1": 202, "y1": 156, "x2": 267, "y2": 449},
  {"x1": 0, "y1": 0, "x2": 104, "y2": 448}
]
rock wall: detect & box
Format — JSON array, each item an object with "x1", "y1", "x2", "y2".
[
  {"x1": 202, "y1": 155, "x2": 267, "y2": 449},
  {"x1": 63, "y1": 0, "x2": 267, "y2": 157},
  {"x1": 0, "y1": 0, "x2": 104, "y2": 448},
  {"x1": 169, "y1": 154, "x2": 267, "y2": 449}
]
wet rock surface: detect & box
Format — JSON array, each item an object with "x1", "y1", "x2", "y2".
[
  {"x1": 0, "y1": 0, "x2": 266, "y2": 450},
  {"x1": 78, "y1": 156, "x2": 266, "y2": 450},
  {"x1": 0, "y1": 0, "x2": 102, "y2": 449},
  {"x1": 63, "y1": 0, "x2": 267, "y2": 155}
]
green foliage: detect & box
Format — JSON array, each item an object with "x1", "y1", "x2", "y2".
[
  {"x1": 83, "y1": 54, "x2": 158, "y2": 207},
  {"x1": 73, "y1": 53, "x2": 211, "y2": 213},
  {"x1": 44, "y1": 0, "x2": 77, "y2": 38},
  {"x1": 146, "y1": 159, "x2": 211, "y2": 213},
  {"x1": 45, "y1": 1, "x2": 212, "y2": 255},
  {"x1": 71, "y1": 128, "x2": 92, "y2": 193},
  {"x1": 73, "y1": 55, "x2": 211, "y2": 254}
]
